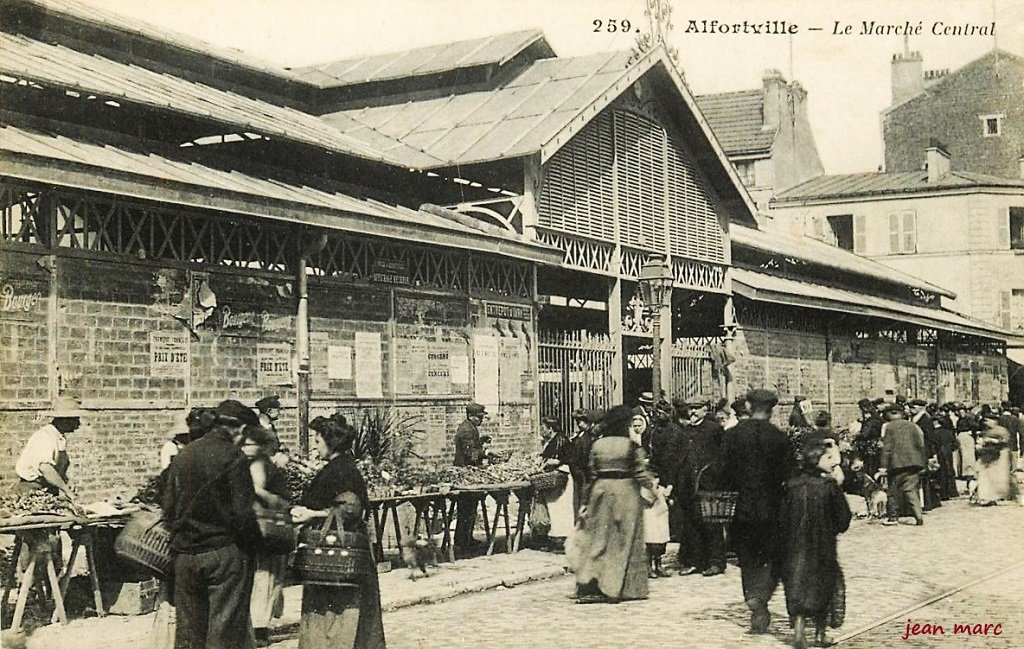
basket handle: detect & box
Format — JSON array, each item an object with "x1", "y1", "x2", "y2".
[{"x1": 695, "y1": 463, "x2": 711, "y2": 491}]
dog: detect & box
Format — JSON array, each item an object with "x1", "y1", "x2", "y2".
[
  {"x1": 400, "y1": 533, "x2": 439, "y2": 580},
  {"x1": 849, "y1": 458, "x2": 888, "y2": 519}
]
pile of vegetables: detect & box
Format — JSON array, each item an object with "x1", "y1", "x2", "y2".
[
  {"x1": 0, "y1": 490, "x2": 73, "y2": 519},
  {"x1": 131, "y1": 474, "x2": 165, "y2": 506}
]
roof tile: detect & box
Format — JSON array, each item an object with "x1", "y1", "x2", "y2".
[{"x1": 694, "y1": 89, "x2": 775, "y2": 155}]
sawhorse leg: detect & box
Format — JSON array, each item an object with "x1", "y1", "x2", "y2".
[
  {"x1": 1, "y1": 536, "x2": 24, "y2": 624},
  {"x1": 486, "y1": 492, "x2": 512, "y2": 555},
  {"x1": 511, "y1": 489, "x2": 531, "y2": 552}
]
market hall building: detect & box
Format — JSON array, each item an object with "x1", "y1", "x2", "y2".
[{"x1": 0, "y1": 0, "x2": 1016, "y2": 501}]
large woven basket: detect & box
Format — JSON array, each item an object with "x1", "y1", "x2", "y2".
[
  {"x1": 529, "y1": 470, "x2": 568, "y2": 493},
  {"x1": 696, "y1": 465, "x2": 738, "y2": 525},
  {"x1": 293, "y1": 509, "x2": 374, "y2": 586},
  {"x1": 114, "y1": 508, "x2": 172, "y2": 578}
]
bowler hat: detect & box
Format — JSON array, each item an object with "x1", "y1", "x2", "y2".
[
  {"x1": 686, "y1": 395, "x2": 712, "y2": 409},
  {"x1": 638, "y1": 391, "x2": 654, "y2": 404},
  {"x1": 47, "y1": 396, "x2": 86, "y2": 419},
  {"x1": 215, "y1": 399, "x2": 258, "y2": 427},
  {"x1": 585, "y1": 409, "x2": 605, "y2": 424},
  {"x1": 255, "y1": 395, "x2": 281, "y2": 412},
  {"x1": 909, "y1": 399, "x2": 927, "y2": 408},
  {"x1": 466, "y1": 403, "x2": 488, "y2": 417}
]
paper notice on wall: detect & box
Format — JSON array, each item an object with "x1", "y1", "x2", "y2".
[
  {"x1": 257, "y1": 343, "x2": 293, "y2": 386},
  {"x1": 499, "y1": 338, "x2": 523, "y2": 403},
  {"x1": 451, "y1": 353, "x2": 470, "y2": 386},
  {"x1": 354, "y1": 331, "x2": 383, "y2": 398},
  {"x1": 327, "y1": 345, "x2": 352, "y2": 380},
  {"x1": 150, "y1": 332, "x2": 189, "y2": 378},
  {"x1": 473, "y1": 334, "x2": 499, "y2": 406},
  {"x1": 426, "y1": 344, "x2": 451, "y2": 395}
]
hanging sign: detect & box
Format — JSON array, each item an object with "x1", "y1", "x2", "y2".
[
  {"x1": 150, "y1": 332, "x2": 189, "y2": 379},
  {"x1": 257, "y1": 343, "x2": 293, "y2": 386},
  {"x1": 484, "y1": 302, "x2": 531, "y2": 321}
]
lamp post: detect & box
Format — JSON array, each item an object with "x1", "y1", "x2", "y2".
[{"x1": 638, "y1": 254, "x2": 674, "y2": 403}]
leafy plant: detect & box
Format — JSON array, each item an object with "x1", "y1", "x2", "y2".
[{"x1": 352, "y1": 407, "x2": 423, "y2": 468}]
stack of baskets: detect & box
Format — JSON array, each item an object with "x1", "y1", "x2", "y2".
[
  {"x1": 292, "y1": 508, "x2": 374, "y2": 587},
  {"x1": 114, "y1": 508, "x2": 172, "y2": 578}
]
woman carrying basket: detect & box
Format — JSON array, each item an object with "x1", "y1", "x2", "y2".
[{"x1": 290, "y1": 415, "x2": 386, "y2": 649}]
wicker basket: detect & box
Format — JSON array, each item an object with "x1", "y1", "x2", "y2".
[
  {"x1": 255, "y1": 506, "x2": 297, "y2": 555},
  {"x1": 696, "y1": 465, "x2": 738, "y2": 525},
  {"x1": 529, "y1": 471, "x2": 568, "y2": 493},
  {"x1": 293, "y1": 509, "x2": 374, "y2": 586},
  {"x1": 114, "y1": 508, "x2": 172, "y2": 578}
]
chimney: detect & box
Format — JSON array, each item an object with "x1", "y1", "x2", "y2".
[
  {"x1": 891, "y1": 51, "x2": 924, "y2": 104},
  {"x1": 925, "y1": 145, "x2": 950, "y2": 182},
  {"x1": 762, "y1": 69, "x2": 785, "y2": 131}
]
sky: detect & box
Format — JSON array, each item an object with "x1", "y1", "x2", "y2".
[{"x1": 81, "y1": 0, "x2": 1024, "y2": 175}]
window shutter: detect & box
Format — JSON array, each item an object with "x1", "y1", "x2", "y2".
[
  {"x1": 888, "y1": 213, "x2": 901, "y2": 253},
  {"x1": 812, "y1": 216, "x2": 825, "y2": 240},
  {"x1": 997, "y1": 208, "x2": 1010, "y2": 248},
  {"x1": 901, "y1": 211, "x2": 916, "y2": 253},
  {"x1": 1000, "y1": 290, "x2": 1011, "y2": 330},
  {"x1": 853, "y1": 214, "x2": 866, "y2": 254}
]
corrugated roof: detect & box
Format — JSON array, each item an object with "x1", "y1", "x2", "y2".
[
  {"x1": 694, "y1": 89, "x2": 775, "y2": 156},
  {"x1": 318, "y1": 50, "x2": 638, "y2": 168},
  {"x1": 731, "y1": 224, "x2": 956, "y2": 298},
  {"x1": 0, "y1": 124, "x2": 560, "y2": 264},
  {"x1": 0, "y1": 33, "x2": 445, "y2": 169},
  {"x1": 733, "y1": 268, "x2": 1018, "y2": 342},
  {"x1": 775, "y1": 171, "x2": 1024, "y2": 202},
  {"x1": 21, "y1": 0, "x2": 298, "y2": 80},
  {"x1": 288, "y1": 30, "x2": 552, "y2": 88}
]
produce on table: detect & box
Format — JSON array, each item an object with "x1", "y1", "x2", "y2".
[
  {"x1": 131, "y1": 474, "x2": 164, "y2": 506},
  {"x1": 0, "y1": 490, "x2": 73, "y2": 519}
]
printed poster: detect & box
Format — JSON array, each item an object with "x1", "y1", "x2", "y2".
[
  {"x1": 257, "y1": 343, "x2": 293, "y2": 386},
  {"x1": 327, "y1": 345, "x2": 352, "y2": 380},
  {"x1": 149, "y1": 331, "x2": 189, "y2": 379},
  {"x1": 499, "y1": 338, "x2": 523, "y2": 403},
  {"x1": 354, "y1": 331, "x2": 383, "y2": 398},
  {"x1": 451, "y1": 352, "x2": 470, "y2": 386},
  {"x1": 426, "y1": 344, "x2": 451, "y2": 395},
  {"x1": 472, "y1": 334, "x2": 499, "y2": 406}
]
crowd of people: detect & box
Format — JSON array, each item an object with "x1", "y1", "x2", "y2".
[{"x1": 533, "y1": 390, "x2": 1022, "y2": 648}]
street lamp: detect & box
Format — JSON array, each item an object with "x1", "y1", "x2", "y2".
[{"x1": 638, "y1": 254, "x2": 674, "y2": 403}]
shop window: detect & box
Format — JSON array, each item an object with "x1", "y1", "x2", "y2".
[
  {"x1": 827, "y1": 214, "x2": 854, "y2": 251},
  {"x1": 1010, "y1": 207, "x2": 1024, "y2": 250},
  {"x1": 980, "y1": 114, "x2": 1003, "y2": 137},
  {"x1": 888, "y1": 210, "x2": 917, "y2": 254}
]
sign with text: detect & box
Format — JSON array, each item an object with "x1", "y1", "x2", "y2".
[
  {"x1": 354, "y1": 331, "x2": 384, "y2": 398},
  {"x1": 473, "y1": 334, "x2": 499, "y2": 406},
  {"x1": 257, "y1": 343, "x2": 293, "y2": 386},
  {"x1": 327, "y1": 345, "x2": 353, "y2": 380},
  {"x1": 484, "y1": 302, "x2": 531, "y2": 321},
  {"x1": 150, "y1": 332, "x2": 189, "y2": 379}
]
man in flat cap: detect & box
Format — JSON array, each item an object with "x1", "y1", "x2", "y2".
[
  {"x1": 722, "y1": 389, "x2": 792, "y2": 634},
  {"x1": 878, "y1": 403, "x2": 927, "y2": 526},
  {"x1": 164, "y1": 399, "x2": 260, "y2": 649},
  {"x1": 453, "y1": 403, "x2": 490, "y2": 555}
]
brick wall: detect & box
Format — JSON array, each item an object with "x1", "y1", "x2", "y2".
[
  {"x1": 732, "y1": 323, "x2": 1007, "y2": 430},
  {"x1": 1, "y1": 251, "x2": 539, "y2": 501}
]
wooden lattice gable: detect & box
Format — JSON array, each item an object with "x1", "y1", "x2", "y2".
[{"x1": 536, "y1": 46, "x2": 758, "y2": 228}]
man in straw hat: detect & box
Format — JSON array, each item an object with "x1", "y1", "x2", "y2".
[{"x1": 15, "y1": 396, "x2": 86, "y2": 508}]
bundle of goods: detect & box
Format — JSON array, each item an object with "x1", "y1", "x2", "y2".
[
  {"x1": 131, "y1": 474, "x2": 164, "y2": 506},
  {"x1": 0, "y1": 491, "x2": 74, "y2": 522}
]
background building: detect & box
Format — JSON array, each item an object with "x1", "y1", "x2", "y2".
[
  {"x1": 696, "y1": 69, "x2": 825, "y2": 215},
  {"x1": 884, "y1": 47, "x2": 1024, "y2": 179}
]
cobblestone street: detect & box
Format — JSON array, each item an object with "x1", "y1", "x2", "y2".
[{"x1": 271, "y1": 497, "x2": 1024, "y2": 649}]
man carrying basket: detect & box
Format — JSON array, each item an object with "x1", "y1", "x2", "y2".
[
  {"x1": 674, "y1": 395, "x2": 727, "y2": 577},
  {"x1": 722, "y1": 389, "x2": 794, "y2": 635}
]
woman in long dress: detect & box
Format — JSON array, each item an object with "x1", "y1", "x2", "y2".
[
  {"x1": 539, "y1": 417, "x2": 575, "y2": 550},
  {"x1": 291, "y1": 415, "x2": 386, "y2": 649},
  {"x1": 242, "y1": 425, "x2": 291, "y2": 647},
  {"x1": 974, "y1": 413, "x2": 1016, "y2": 505},
  {"x1": 572, "y1": 405, "x2": 653, "y2": 604},
  {"x1": 780, "y1": 436, "x2": 851, "y2": 649}
]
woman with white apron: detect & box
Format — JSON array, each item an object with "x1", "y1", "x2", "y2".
[
  {"x1": 630, "y1": 410, "x2": 671, "y2": 578},
  {"x1": 539, "y1": 417, "x2": 575, "y2": 551}
]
